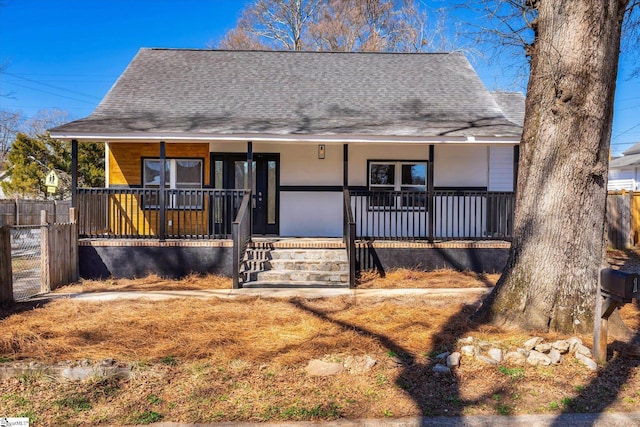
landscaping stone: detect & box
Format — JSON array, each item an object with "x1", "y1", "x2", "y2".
[
  {"x1": 504, "y1": 351, "x2": 527, "y2": 365},
  {"x1": 551, "y1": 340, "x2": 571, "y2": 354},
  {"x1": 567, "y1": 337, "x2": 583, "y2": 353},
  {"x1": 526, "y1": 350, "x2": 552, "y2": 366},
  {"x1": 549, "y1": 349, "x2": 563, "y2": 365},
  {"x1": 575, "y1": 353, "x2": 598, "y2": 371},
  {"x1": 460, "y1": 345, "x2": 476, "y2": 356},
  {"x1": 0, "y1": 360, "x2": 131, "y2": 381},
  {"x1": 534, "y1": 343, "x2": 552, "y2": 353},
  {"x1": 435, "y1": 352, "x2": 450, "y2": 360},
  {"x1": 446, "y1": 352, "x2": 461, "y2": 368},
  {"x1": 523, "y1": 337, "x2": 544, "y2": 350},
  {"x1": 477, "y1": 341, "x2": 491, "y2": 351},
  {"x1": 447, "y1": 336, "x2": 598, "y2": 374},
  {"x1": 343, "y1": 355, "x2": 376, "y2": 374},
  {"x1": 305, "y1": 360, "x2": 344, "y2": 376},
  {"x1": 432, "y1": 364, "x2": 451, "y2": 374},
  {"x1": 487, "y1": 348, "x2": 503, "y2": 363},
  {"x1": 575, "y1": 344, "x2": 592, "y2": 358},
  {"x1": 476, "y1": 355, "x2": 499, "y2": 366}
]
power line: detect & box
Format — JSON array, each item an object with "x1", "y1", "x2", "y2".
[
  {"x1": 613, "y1": 121, "x2": 640, "y2": 139},
  {"x1": 4, "y1": 72, "x2": 102, "y2": 101},
  {"x1": 5, "y1": 81, "x2": 97, "y2": 105}
]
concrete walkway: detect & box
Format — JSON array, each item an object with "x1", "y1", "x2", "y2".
[
  {"x1": 148, "y1": 412, "x2": 640, "y2": 427},
  {"x1": 34, "y1": 287, "x2": 492, "y2": 302}
]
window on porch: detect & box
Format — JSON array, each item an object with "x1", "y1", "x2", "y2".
[
  {"x1": 368, "y1": 161, "x2": 427, "y2": 209},
  {"x1": 143, "y1": 158, "x2": 203, "y2": 208}
]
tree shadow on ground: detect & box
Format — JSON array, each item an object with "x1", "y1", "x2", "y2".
[
  {"x1": 0, "y1": 300, "x2": 48, "y2": 322},
  {"x1": 290, "y1": 297, "x2": 497, "y2": 418},
  {"x1": 292, "y1": 272, "x2": 639, "y2": 422},
  {"x1": 549, "y1": 251, "x2": 640, "y2": 426}
]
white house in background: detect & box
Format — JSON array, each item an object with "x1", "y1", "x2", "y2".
[
  {"x1": 0, "y1": 169, "x2": 9, "y2": 199},
  {"x1": 609, "y1": 142, "x2": 640, "y2": 191}
]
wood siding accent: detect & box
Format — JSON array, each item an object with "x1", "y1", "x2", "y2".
[
  {"x1": 107, "y1": 193, "x2": 212, "y2": 237},
  {"x1": 108, "y1": 142, "x2": 210, "y2": 186},
  {"x1": 107, "y1": 143, "x2": 211, "y2": 236}
]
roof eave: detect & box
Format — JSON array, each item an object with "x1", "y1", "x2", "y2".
[{"x1": 48, "y1": 130, "x2": 521, "y2": 144}]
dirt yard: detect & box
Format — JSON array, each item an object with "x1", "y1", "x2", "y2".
[{"x1": 0, "y1": 262, "x2": 638, "y2": 425}]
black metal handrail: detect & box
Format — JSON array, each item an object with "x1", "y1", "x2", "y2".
[
  {"x1": 75, "y1": 188, "x2": 248, "y2": 239},
  {"x1": 232, "y1": 193, "x2": 252, "y2": 289},
  {"x1": 350, "y1": 190, "x2": 514, "y2": 241},
  {"x1": 343, "y1": 189, "x2": 356, "y2": 288}
]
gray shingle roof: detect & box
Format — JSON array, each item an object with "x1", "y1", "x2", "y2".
[
  {"x1": 623, "y1": 142, "x2": 640, "y2": 156},
  {"x1": 608, "y1": 142, "x2": 640, "y2": 168},
  {"x1": 490, "y1": 91, "x2": 525, "y2": 127},
  {"x1": 51, "y1": 49, "x2": 523, "y2": 139}
]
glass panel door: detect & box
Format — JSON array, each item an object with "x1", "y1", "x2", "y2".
[{"x1": 216, "y1": 153, "x2": 279, "y2": 235}]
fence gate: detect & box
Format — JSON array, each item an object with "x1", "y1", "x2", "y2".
[
  {"x1": 10, "y1": 226, "x2": 45, "y2": 301},
  {"x1": 0, "y1": 208, "x2": 78, "y2": 303}
]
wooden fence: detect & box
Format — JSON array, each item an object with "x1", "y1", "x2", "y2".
[
  {"x1": 606, "y1": 191, "x2": 640, "y2": 249},
  {"x1": 0, "y1": 208, "x2": 78, "y2": 303},
  {"x1": 41, "y1": 210, "x2": 78, "y2": 291},
  {"x1": 0, "y1": 199, "x2": 71, "y2": 226}
]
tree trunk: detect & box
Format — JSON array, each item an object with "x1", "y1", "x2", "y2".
[{"x1": 476, "y1": 1, "x2": 628, "y2": 334}]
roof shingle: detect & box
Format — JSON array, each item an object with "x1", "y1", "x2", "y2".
[{"x1": 51, "y1": 49, "x2": 523, "y2": 139}]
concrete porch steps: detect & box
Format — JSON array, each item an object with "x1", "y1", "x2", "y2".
[{"x1": 240, "y1": 243, "x2": 350, "y2": 288}]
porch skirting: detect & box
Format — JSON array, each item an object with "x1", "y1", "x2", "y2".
[
  {"x1": 79, "y1": 239, "x2": 234, "y2": 279},
  {"x1": 79, "y1": 239, "x2": 510, "y2": 280},
  {"x1": 356, "y1": 241, "x2": 510, "y2": 274}
]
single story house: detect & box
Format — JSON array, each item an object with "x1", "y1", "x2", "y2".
[
  {"x1": 609, "y1": 142, "x2": 640, "y2": 191},
  {"x1": 50, "y1": 49, "x2": 524, "y2": 284}
]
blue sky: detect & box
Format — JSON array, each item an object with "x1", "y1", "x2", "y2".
[{"x1": 1, "y1": 0, "x2": 639, "y2": 155}]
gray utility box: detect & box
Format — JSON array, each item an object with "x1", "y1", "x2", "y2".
[{"x1": 600, "y1": 268, "x2": 640, "y2": 302}]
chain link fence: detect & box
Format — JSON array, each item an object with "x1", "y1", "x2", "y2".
[{"x1": 11, "y1": 226, "x2": 45, "y2": 301}]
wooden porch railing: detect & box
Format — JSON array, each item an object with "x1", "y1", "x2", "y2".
[
  {"x1": 76, "y1": 188, "x2": 248, "y2": 239},
  {"x1": 349, "y1": 190, "x2": 515, "y2": 241},
  {"x1": 343, "y1": 189, "x2": 356, "y2": 288}
]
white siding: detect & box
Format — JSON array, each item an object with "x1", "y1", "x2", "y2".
[
  {"x1": 434, "y1": 145, "x2": 487, "y2": 188},
  {"x1": 279, "y1": 143, "x2": 342, "y2": 186},
  {"x1": 280, "y1": 192, "x2": 342, "y2": 236},
  {"x1": 488, "y1": 146, "x2": 514, "y2": 191},
  {"x1": 608, "y1": 167, "x2": 636, "y2": 190}
]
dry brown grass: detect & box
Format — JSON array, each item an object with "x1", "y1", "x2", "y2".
[
  {"x1": 357, "y1": 268, "x2": 499, "y2": 289},
  {"x1": 0, "y1": 292, "x2": 639, "y2": 426},
  {"x1": 0, "y1": 296, "x2": 473, "y2": 364},
  {"x1": 2, "y1": 257, "x2": 640, "y2": 425},
  {"x1": 53, "y1": 273, "x2": 231, "y2": 293}
]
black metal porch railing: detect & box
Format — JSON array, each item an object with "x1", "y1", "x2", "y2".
[
  {"x1": 350, "y1": 190, "x2": 515, "y2": 241},
  {"x1": 76, "y1": 188, "x2": 248, "y2": 239},
  {"x1": 232, "y1": 193, "x2": 252, "y2": 289},
  {"x1": 343, "y1": 189, "x2": 356, "y2": 288}
]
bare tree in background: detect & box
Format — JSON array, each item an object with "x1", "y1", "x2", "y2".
[
  {"x1": 474, "y1": 0, "x2": 640, "y2": 335},
  {"x1": 214, "y1": 0, "x2": 455, "y2": 52},
  {"x1": 24, "y1": 109, "x2": 70, "y2": 137},
  {"x1": 0, "y1": 110, "x2": 21, "y2": 166},
  {"x1": 217, "y1": 0, "x2": 322, "y2": 51}
]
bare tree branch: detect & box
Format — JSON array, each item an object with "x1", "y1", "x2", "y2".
[{"x1": 215, "y1": 0, "x2": 461, "y2": 53}]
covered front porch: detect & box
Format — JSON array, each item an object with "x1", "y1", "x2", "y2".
[{"x1": 66, "y1": 138, "x2": 515, "y2": 288}]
